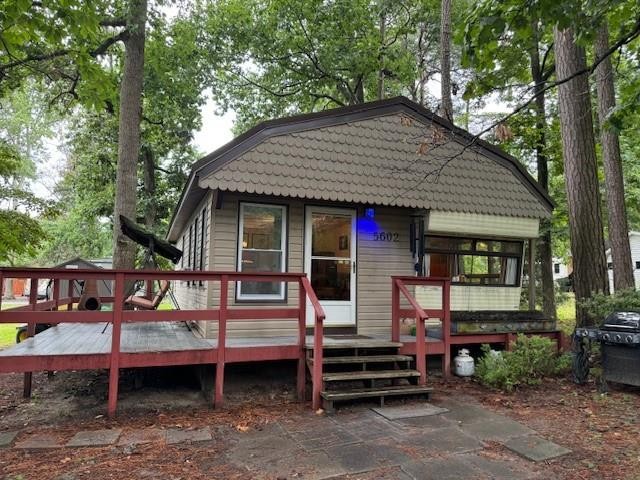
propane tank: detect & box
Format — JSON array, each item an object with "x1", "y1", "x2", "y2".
[{"x1": 454, "y1": 348, "x2": 475, "y2": 377}]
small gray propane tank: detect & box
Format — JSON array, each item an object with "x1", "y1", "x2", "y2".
[{"x1": 454, "y1": 348, "x2": 475, "y2": 377}]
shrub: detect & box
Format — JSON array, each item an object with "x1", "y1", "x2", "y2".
[
  {"x1": 578, "y1": 289, "x2": 640, "y2": 323},
  {"x1": 475, "y1": 334, "x2": 570, "y2": 391}
]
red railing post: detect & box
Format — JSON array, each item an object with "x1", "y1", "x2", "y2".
[
  {"x1": 67, "y1": 279, "x2": 73, "y2": 311},
  {"x1": 215, "y1": 275, "x2": 228, "y2": 408},
  {"x1": 312, "y1": 311, "x2": 323, "y2": 411},
  {"x1": 52, "y1": 278, "x2": 60, "y2": 310},
  {"x1": 442, "y1": 279, "x2": 451, "y2": 378},
  {"x1": 391, "y1": 279, "x2": 400, "y2": 343},
  {"x1": 107, "y1": 272, "x2": 124, "y2": 417},
  {"x1": 297, "y1": 277, "x2": 306, "y2": 401},
  {"x1": 415, "y1": 311, "x2": 427, "y2": 385},
  {"x1": 23, "y1": 277, "x2": 38, "y2": 398},
  {"x1": 0, "y1": 271, "x2": 3, "y2": 310}
]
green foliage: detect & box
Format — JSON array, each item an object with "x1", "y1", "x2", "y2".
[
  {"x1": 475, "y1": 335, "x2": 570, "y2": 391},
  {"x1": 578, "y1": 289, "x2": 640, "y2": 323}
]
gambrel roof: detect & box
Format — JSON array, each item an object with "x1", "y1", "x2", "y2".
[{"x1": 168, "y1": 96, "x2": 553, "y2": 241}]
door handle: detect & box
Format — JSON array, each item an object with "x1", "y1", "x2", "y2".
[{"x1": 352, "y1": 261, "x2": 356, "y2": 274}]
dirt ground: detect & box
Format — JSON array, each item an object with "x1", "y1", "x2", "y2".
[{"x1": 0, "y1": 364, "x2": 639, "y2": 480}]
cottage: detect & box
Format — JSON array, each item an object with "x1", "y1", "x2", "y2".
[
  {"x1": 606, "y1": 231, "x2": 640, "y2": 292},
  {"x1": 0, "y1": 96, "x2": 558, "y2": 414},
  {"x1": 167, "y1": 96, "x2": 553, "y2": 341}
]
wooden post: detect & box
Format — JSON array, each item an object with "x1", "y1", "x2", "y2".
[
  {"x1": 528, "y1": 238, "x2": 536, "y2": 311},
  {"x1": 297, "y1": 278, "x2": 306, "y2": 401},
  {"x1": 312, "y1": 313, "x2": 323, "y2": 411},
  {"x1": 107, "y1": 273, "x2": 125, "y2": 417},
  {"x1": 416, "y1": 314, "x2": 427, "y2": 385},
  {"x1": 0, "y1": 271, "x2": 3, "y2": 310},
  {"x1": 23, "y1": 277, "x2": 38, "y2": 398},
  {"x1": 52, "y1": 279, "x2": 60, "y2": 310},
  {"x1": 214, "y1": 275, "x2": 228, "y2": 408},
  {"x1": 442, "y1": 280, "x2": 451, "y2": 378},
  {"x1": 67, "y1": 279, "x2": 73, "y2": 311},
  {"x1": 391, "y1": 279, "x2": 400, "y2": 343}
]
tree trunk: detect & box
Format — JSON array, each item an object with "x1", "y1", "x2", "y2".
[
  {"x1": 112, "y1": 0, "x2": 147, "y2": 270},
  {"x1": 529, "y1": 22, "x2": 556, "y2": 319},
  {"x1": 595, "y1": 22, "x2": 634, "y2": 292},
  {"x1": 377, "y1": 9, "x2": 386, "y2": 100},
  {"x1": 554, "y1": 26, "x2": 609, "y2": 327},
  {"x1": 439, "y1": 0, "x2": 453, "y2": 122},
  {"x1": 142, "y1": 146, "x2": 156, "y2": 229}
]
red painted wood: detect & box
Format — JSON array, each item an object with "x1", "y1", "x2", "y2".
[
  {"x1": 225, "y1": 346, "x2": 300, "y2": 363},
  {"x1": 119, "y1": 350, "x2": 217, "y2": 368},
  {"x1": 442, "y1": 280, "x2": 451, "y2": 378},
  {"x1": 122, "y1": 310, "x2": 219, "y2": 322},
  {"x1": 215, "y1": 275, "x2": 228, "y2": 409},
  {"x1": 226, "y1": 308, "x2": 298, "y2": 320},
  {"x1": 0, "y1": 354, "x2": 111, "y2": 373},
  {"x1": 391, "y1": 279, "x2": 400, "y2": 342},
  {"x1": 23, "y1": 277, "x2": 38, "y2": 399},
  {"x1": 297, "y1": 279, "x2": 306, "y2": 401},
  {"x1": 300, "y1": 276, "x2": 325, "y2": 411},
  {"x1": 415, "y1": 313, "x2": 427, "y2": 385},
  {"x1": 0, "y1": 310, "x2": 112, "y2": 324},
  {"x1": 107, "y1": 273, "x2": 124, "y2": 417}
]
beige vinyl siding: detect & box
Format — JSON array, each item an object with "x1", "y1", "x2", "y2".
[
  {"x1": 356, "y1": 207, "x2": 414, "y2": 335},
  {"x1": 428, "y1": 211, "x2": 539, "y2": 238},
  {"x1": 415, "y1": 285, "x2": 521, "y2": 314},
  {"x1": 206, "y1": 192, "x2": 304, "y2": 339},
  {"x1": 173, "y1": 191, "x2": 212, "y2": 324}
]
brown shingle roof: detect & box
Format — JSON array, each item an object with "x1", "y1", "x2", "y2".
[{"x1": 167, "y1": 97, "x2": 552, "y2": 241}]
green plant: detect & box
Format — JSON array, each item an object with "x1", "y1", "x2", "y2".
[
  {"x1": 579, "y1": 289, "x2": 640, "y2": 323},
  {"x1": 475, "y1": 334, "x2": 570, "y2": 391}
]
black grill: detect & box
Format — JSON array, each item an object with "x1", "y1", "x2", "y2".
[{"x1": 576, "y1": 311, "x2": 640, "y2": 387}]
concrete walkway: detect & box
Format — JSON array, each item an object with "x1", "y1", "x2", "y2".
[{"x1": 0, "y1": 396, "x2": 570, "y2": 479}]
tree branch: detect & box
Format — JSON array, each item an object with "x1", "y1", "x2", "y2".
[{"x1": 100, "y1": 18, "x2": 127, "y2": 27}]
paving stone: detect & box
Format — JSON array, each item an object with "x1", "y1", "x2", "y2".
[
  {"x1": 463, "y1": 453, "x2": 535, "y2": 480},
  {"x1": 118, "y1": 428, "x2": 165, "y2": 446},
  {"x1": 67, "y1": 429, "x2": 122, "y2": 447},
  {"x1": 405, "y1": 427, "x2": 483, "y2": 455},
  {"x1": 15, "y1": 433, "x2": 64, "y2": 450},
  {"x1": 166, "y1": 427, "x2": 212, "y2": 445},
  {"x1": 401, "y1": 456, "x2": 480, "y2": 480},
  {"x1": 458, "y1": 417, "x2": 534, "y2": 442},
  {"x1": 505, "y1": 435, "x2": 571, "y2": 462},
  {"x1": 299, "y1": 429, "x2": 359, "y2": 450},
  {"x1": 372, "y1": 403, "x2": 449, "y2": 420},
  {"x1": 0, "y1": 431, "x2": 18, "y2": 448},
  {"x1": 441, "y1": 402, "x2": 503, "y2": 425},
  {"x1": 323, "y1": 442, "x2": 412, "y2": 474},
  {"x1": 396, "y1": 414, "x2": 454, "y2": 430}
]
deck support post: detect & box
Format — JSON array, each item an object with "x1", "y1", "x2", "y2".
[
  {"x1": 415, "y1": 315, "x2": 427, "y2": 385},
  {"x1": 528, "y1": 238, "x2": 536, "y2": 311},
  {"x1": 391, "y1": 280, "x2": 400, "y2": 343},
  {"x1": 107, "y1": 273, "x2": 125, "y2": 417},
  {"x1": 442, "y1": 280, "x2": 451, "y2": 378},
  {"x1": 23, "y1": 277, "x2": 38, "y2": 398},
  {"x1": 214, "y1": 275, "x2": 228, "y2": 409},
  {"x1": 297, "y1": 279, "x2": 306, "y2": 401},
  {"x1": 312, "y1": 314, "x2": 323, "y2": 411}
]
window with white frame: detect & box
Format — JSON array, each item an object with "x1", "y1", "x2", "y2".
[{"x1": 237, "y1": 203, "x2": 287, "y2": 300}]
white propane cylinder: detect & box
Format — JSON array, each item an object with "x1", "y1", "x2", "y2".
[{"x1": 454, "y1": 348, "x2": 475, "y2": 377}]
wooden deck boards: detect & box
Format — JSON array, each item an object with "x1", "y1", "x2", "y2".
[{"x1": 0, "y1": 322, "x2": 216, "y2": 357}]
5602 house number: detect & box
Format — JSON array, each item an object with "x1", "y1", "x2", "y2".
[{"x1": 373, "y1": 232, "x2": 399, "y2": 242}]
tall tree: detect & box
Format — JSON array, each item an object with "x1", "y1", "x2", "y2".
[
  {"x1": 554, "y1": 26, "x2": 609, "y2": 326},
  {"x1": 112, "y1": 0, "x2": 147, "y2": 269},
  {"x1": 439, "y1": 0, "x2": 454, "y2": 121},
  {"x1": 594, "y1": 21, "x2": 634, "y2": 291}
]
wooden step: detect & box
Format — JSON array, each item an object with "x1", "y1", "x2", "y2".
[
  {"x1": 323, "y1": 369, "x2": 420, "y2": 382},
  {"x1": 320, "y1": 385, "x2": 433, "y2": 401},
  {"x1": 306, "y1": 340, "x2": 403, "y2": 350},
  {"x1": 310, "y1": 355, "x2": 413, "y2": 365}
]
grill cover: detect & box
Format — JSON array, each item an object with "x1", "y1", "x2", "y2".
[{"x1": 602, "y1": 312, "x2": 640, "y2": 332}]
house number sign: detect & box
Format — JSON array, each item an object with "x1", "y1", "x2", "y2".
[{"x1": 373, "y1": 232, "x2": 399, "y2": 242}]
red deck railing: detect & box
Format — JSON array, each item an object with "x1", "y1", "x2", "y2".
[
  {"x1": 391, "y1": 276, "x2": 451, "y2": 382},
  {"x1": 0, "y1": 268, "x2": 327, "y2": 415}
]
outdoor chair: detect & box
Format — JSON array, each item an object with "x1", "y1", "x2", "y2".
[{"x1": 125, "y1": 280, "x2": 170, "y2": 310}]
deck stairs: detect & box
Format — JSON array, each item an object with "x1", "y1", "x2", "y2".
[{"x1": 306, "y1": 336, "x2": 432, "y2": 412}]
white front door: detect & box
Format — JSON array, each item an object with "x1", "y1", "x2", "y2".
[{"x1": 304, "y1": 206, "x2": 357, "y2": 327}]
